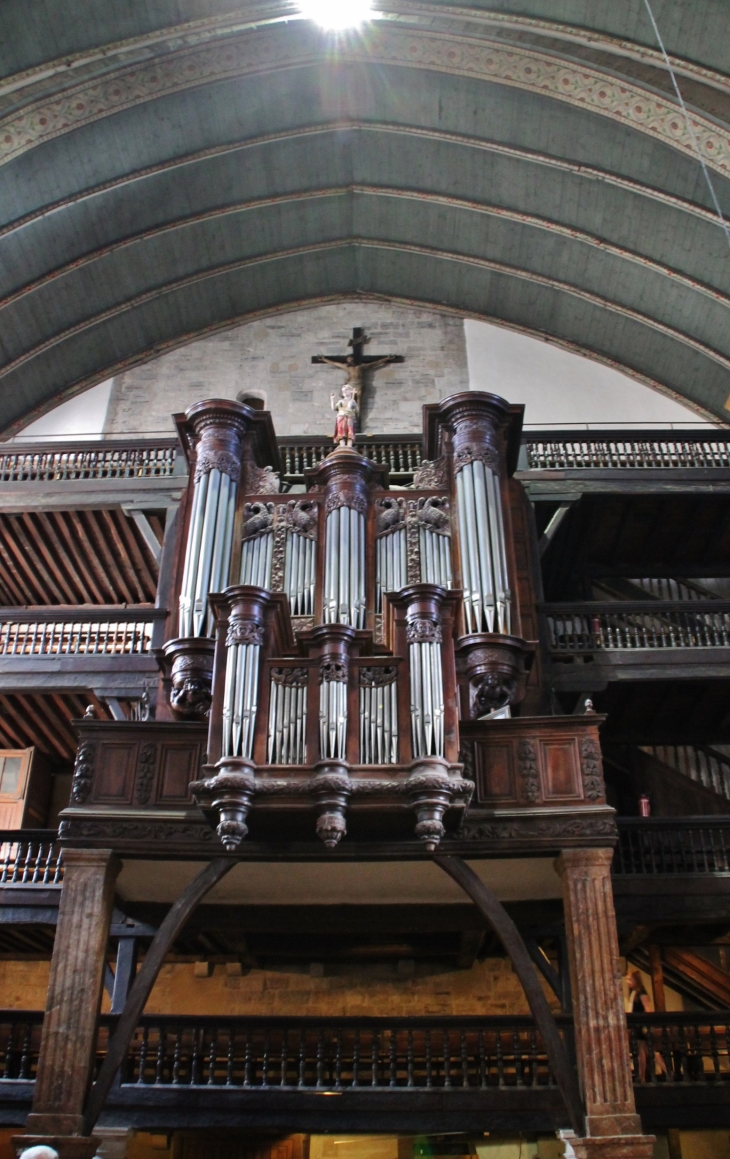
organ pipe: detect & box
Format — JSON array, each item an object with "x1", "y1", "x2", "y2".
[
  {"x1": 179, "y1": 467, "x2": 237, "y2": 637},
  {"x1": 359, "y1": 668, "x2": 398, "y2": 764},
  {"x1": 323, "y1": 505, "x2": 365, "y2": 628},
  {"x1": 456, "y1": 458, "x2": 510, "y2": 634},
  {"x1": 267, "y1": 668, "x2": 308, "y2": 764},
  {"x1": 221, "y1": 622, "x2": 264, "y2": 760}
]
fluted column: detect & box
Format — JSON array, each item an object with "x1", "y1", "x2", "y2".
[
  {"x1": 556, "y1": 848, "x2": 652, "y2": 1154},
  {"x1": 27, "y1": 849, "x2": 121, "y2": 1137}
]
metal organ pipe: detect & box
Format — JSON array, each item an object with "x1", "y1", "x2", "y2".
[
  {"x1": 408, "y1": 621, "x2": 445, "y2": 759},
  {"x1": 221, "y1": 621, "x2": 263, "y2": 760},
  {"x1": 267, "y1": 669, "x2": 307, "y2": 764},
  {"x1": 323, "y1": 504, "x2": 366, "y2": 629},
  {"x1": 359, "y1": 668, "x2": 398, "y2": 764},
  {"x1": 456, "y1": 458, "x2": 511, "y2": 635},
  {"x1": 179, "y1": 467, "x2": 238, "y2": 637}
]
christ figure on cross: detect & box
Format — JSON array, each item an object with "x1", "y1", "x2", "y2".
[{"x1": 313, "y1": 327, "x2": 404, "y2": 447}]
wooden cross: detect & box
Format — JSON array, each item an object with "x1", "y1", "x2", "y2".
[{"x1": 312, "y1": 327, "x2": 405, "y2": 433}]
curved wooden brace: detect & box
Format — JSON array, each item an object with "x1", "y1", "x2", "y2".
[
  {"x1": 83, "y1": 856, "x2": 235, "y2": 1134},
  {"x1": 433, "y1": 853, "x2": 585, "y2": 1136}
]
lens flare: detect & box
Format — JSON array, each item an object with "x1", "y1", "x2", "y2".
[{"x1": 296, "y1": 0, "x2": 375, "y2": 30}]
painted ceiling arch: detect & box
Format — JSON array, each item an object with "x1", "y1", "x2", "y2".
[{"x1": 1, "y1": 2, "x2": 730, "y2": 433}]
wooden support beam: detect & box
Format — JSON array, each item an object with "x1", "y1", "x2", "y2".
[
  {"x1": 99, "y1": 510, "x2": 143, "y2": 603},
  {"x1": 83, "y1": 857, "x2": 235, "y2": 1134},
  {"x1": 433, "y1": 853, "x2": 585, "y2": 1136},
  {"x1": 113, "y1": 509, "x2": 157, "y2": 600},
  {"x1": 20, "y1": 514, "x2": 76, "y2": 603},
  {"x1": 82, "y1": 510, "x2": 134, "y2": 604}
]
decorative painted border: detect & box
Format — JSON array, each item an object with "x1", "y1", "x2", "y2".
[{"x1": 1, "y1": 25, "x2": 729, "y2": 177}]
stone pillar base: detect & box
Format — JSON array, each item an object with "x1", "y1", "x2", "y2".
[
  {"x1": 559, "y1": 1131, "x2": 656, "y2": 1159},
  {"x1": 13, "y1": 1136, "x2": 99, "y2": 1159}
]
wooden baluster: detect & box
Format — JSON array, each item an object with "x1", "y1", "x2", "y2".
[
  {"x1": 334, "y1": 1028, "x2": 342, "y2": 1089},
  {"x1": 172, "y1": 1027, "x2": 182, "y2": 1085},
  {"x1": 495, "y1": 1028, "x2": 505, "y2": 1087},
  {"x1": 460, "y1": 1029, "x2": 469, "y2": 1087},
  {"x1": 3, "y1": 1021, "x2": 13, "y2": 1079},
  {"x1": 529, "y1": 1026, "x2": 539, "y2": 1087},
  {"x1": 19, "y1": 1022, "x2": 31, "y2": 1080},
  {"x1": 243, "y1": 1028, "x2": 252, "y2": 1088},
  {"x1": 352, "y1": 1028, "x2": 360, "y2": 1088},
  {"x1": 228, "y1": 1027, "x2": 236, "y2": 1087},
  {"x1": 136, "y1": 1026, "x2": 148, "y2": 1084},
  {"x1": 155, "y1": 1025, "x2": 166, "y2": 1085},
  {"x1": 315, "y1": 1030, "x2": 324, "y2": 1088},
  {"x1": 478, "y1": 1029, "x2": 487, "y2": 1088},
  {"x1": 513, "y1": 1027, "x2": 523, "y2": 1087},
  {"x1": 425, "y1": 1028, "x2": 432, "y2": 1088},
  {"x1": 207, "y1": 1028, "x2": 217, "y2": 1085},
  {"x1": 371, "y1": 1030, "x2": 379, "y2": 1087},
  {"x1": 389, "y1": 1028, "x2": 397, "y2": 1087},
  {"x1": 190, "y1": 1027, "x2": 201, "y2": 1085},
  {"x1": 407, "y1": 1028, "x2": 414, "y2": 1088},
  {"x1": 443, "y1": 1029, "x2": 451, "y2": 1088},
  {"x1": 297, "y1": 1028, "x2": 305, "y2": 1088},
  {"x1": 262, "y1": 1029, "x2": 271, "y2": 1088}
]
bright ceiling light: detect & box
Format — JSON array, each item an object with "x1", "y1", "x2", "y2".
[{"x1": 296, "y1": 0, "x2": 375, "y2": 30}]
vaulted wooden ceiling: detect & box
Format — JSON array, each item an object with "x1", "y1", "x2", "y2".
[{"x1": 2, "y1": 2, "x2": 730, "y2": 431}]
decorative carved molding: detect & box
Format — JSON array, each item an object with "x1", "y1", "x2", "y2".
[
  {"x1": 406, "y1": 617, "x2": 442, "y2": 644},
  {"x1": 71, "y1": 742, "x2": 95, "y2": 804},
  {"x1": 456, "y1": 816, "x2": 617, "y2": 841},
  {"x1": 580, "y1": 736, "x2": 604, "y2": 801},
  {"x1": 472, "y1": 670, "x2": 517, "y2": 717},
  {"x1": 292, "y1": 615, "x2": 314, "y2": 635},
  {"x1": 417, "y1": 494, "x2": 450, "y2": 533},
  {"x1": 244, "y1": 463, "x2": 280, "y2": 493},
  {"x1": 373, "y1": 613, "x2": 385, "y2": 645},
  {"x1": 517, "y1": 738, "x2": 540, "y2": 803},
  {"x1": 285, "y1": 498, "x2": 319, "y2": 539},
  {"x1": 453, "y1": 444, "x2": 501, "y2": 474},
  {"x1": 58, "y1": 818, "x2": 217, "y2": 845},
  {"x1": 360, "y1": 665, "x2": 397, "y2": 687},
  {"x1": 320, "y1": 659, "x2": 348, "y2": 683},
  {"x1": 135, "y1": 742, "x2": 157, "y2": 805},
  {"x1": 5, "y1": 29, "x2": 729, "y2": 180},
  {"x1": 225, "y1": 620, "x2": 265, "y2": 647},
  {"x1": 194, "y1": 448, "x2": 241, "y2": 484},
  {"x1": 413, "y1": 457, "x2": 449, "y2": 490},
  {"x1": 271, "y1": 666, "x2": 308, "y2": 686},
  {"x1": 376, "y1": 496, "x2": 406, "y2": 535},
  {"x1": 270, "y1": 515, "x2": 288, "y2": 592},
  {"x1": 405, "y1": 499, "x2": 421, "y2": 584},
  {"x1": 241, "y1": 501, "x2": 275, "y2": 540},
  {"x1": 325, "y1": 491, "x2": 368, "y2": 517},
  {"x1": 459, "y1": 740, "x2": 475, "y2": 783}
]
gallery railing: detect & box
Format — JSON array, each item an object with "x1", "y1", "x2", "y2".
[
  {"x1": 543, "y1": 603, "x2": 730, "y2": 652},
  {"x1": 100, "y1": 1015, "x2": 562, "y2": 1090},
  {"x1": 520, "y1": 430, "x2": 730, "y2": 471},
  {"x1": 1, "y1": 1012, "x2": 729, "y2": 1091},
  {"x1": 614, "y1": 819, "x2": 730, "y2": 874},
  {"x1": 0, "y1": 832, "x2": 63, "y2": 885},
  {"x1": 0, "y1": 608, "x2": 167, "y2": 658},
  {"x1": 627, "y1": 1012, "x2": 730, "y2": 1083},
  {"x1": 0, "y1": 439, "x2": 179, "y2": 483},
  {"x1": 278, "y1": 436, "x2": 423, "y2": 488}
]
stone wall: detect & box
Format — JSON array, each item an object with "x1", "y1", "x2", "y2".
[
  {"x1": 0, "y1": 957, "x2": 552, "y2": 1017},
  {"x1": 102, "y1": 302, "x2": 469, "y2": 438}
]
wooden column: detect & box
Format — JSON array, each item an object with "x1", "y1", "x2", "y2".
[
  {"x1": 27, "y1": 849, "x2": 121, "y2": 1137},
  {"x1": 556, "y1": 849, "x2": 654, "y2": 1158}
]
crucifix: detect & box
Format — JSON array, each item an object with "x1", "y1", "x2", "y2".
[{"x1": 312, "y1": 327, "x2": 405, "y2": 447}]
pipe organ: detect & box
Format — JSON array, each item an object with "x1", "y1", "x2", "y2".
[{"x1": 163, "y1": 391, "x2": 537, "y2": 851}]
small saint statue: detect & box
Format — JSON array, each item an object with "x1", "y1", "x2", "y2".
[{"x1": 331, "y1": 383, "x2": 359, "y2": 447}]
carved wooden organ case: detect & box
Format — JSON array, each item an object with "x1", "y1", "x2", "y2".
[{"x1": 152, "y1": 391, "x2": 566, "y2": 851}]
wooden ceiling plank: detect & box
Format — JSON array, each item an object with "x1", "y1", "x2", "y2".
[
  {"x1": 86, "y1": 690, "x2": 110, "y2": 721},
  {"x1": 114, "y1": 512, "x2": 157, "y2": 602},
  {"x1": 8, "y1": 516, "x2": 67, "y2": 603},
  {"x1": 99, "y1": 510, "x2": 145, "y2": 603},
  {"x1": 0, "y1": 520, "x2": 46, "y2": 604},
  {"x1": 0, "y1": 532, "x2": 29, "y2": 605},
  {"x1": 81, "y1": 510, "x2": 134, "y2": 604},
  {"x1": 115, "y1": 514, "x2": 156, "y2": 602},
  {"x1": 66, "y1": 511, "x2": 115, "y2": 603},
  {"x1": 0, "y1": 709, "x2": 29, "y2": 750},
  {"x1": 26, "y1": 695, "x2": 75, "y2": 758},
  {"x1": 43, "y1": 513, "x2": 93, "y2": 603},
  {"x1": 54, "y1": 512, "x2": 106, "y2": 604},
  {"x1": 19, "y1": 514, "x2": 77, "y2": 604},
  {"x1": 0, "y1": 695, "x2": 48, "y2": 753}
]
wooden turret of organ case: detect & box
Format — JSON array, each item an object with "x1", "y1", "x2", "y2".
[{"x1": 66, "y1": 391, "x2": 611, "y2": 854}]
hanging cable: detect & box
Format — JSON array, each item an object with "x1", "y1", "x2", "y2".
[{"x1": 642, "y1": 0, "x2": 730, "y2": 252}]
